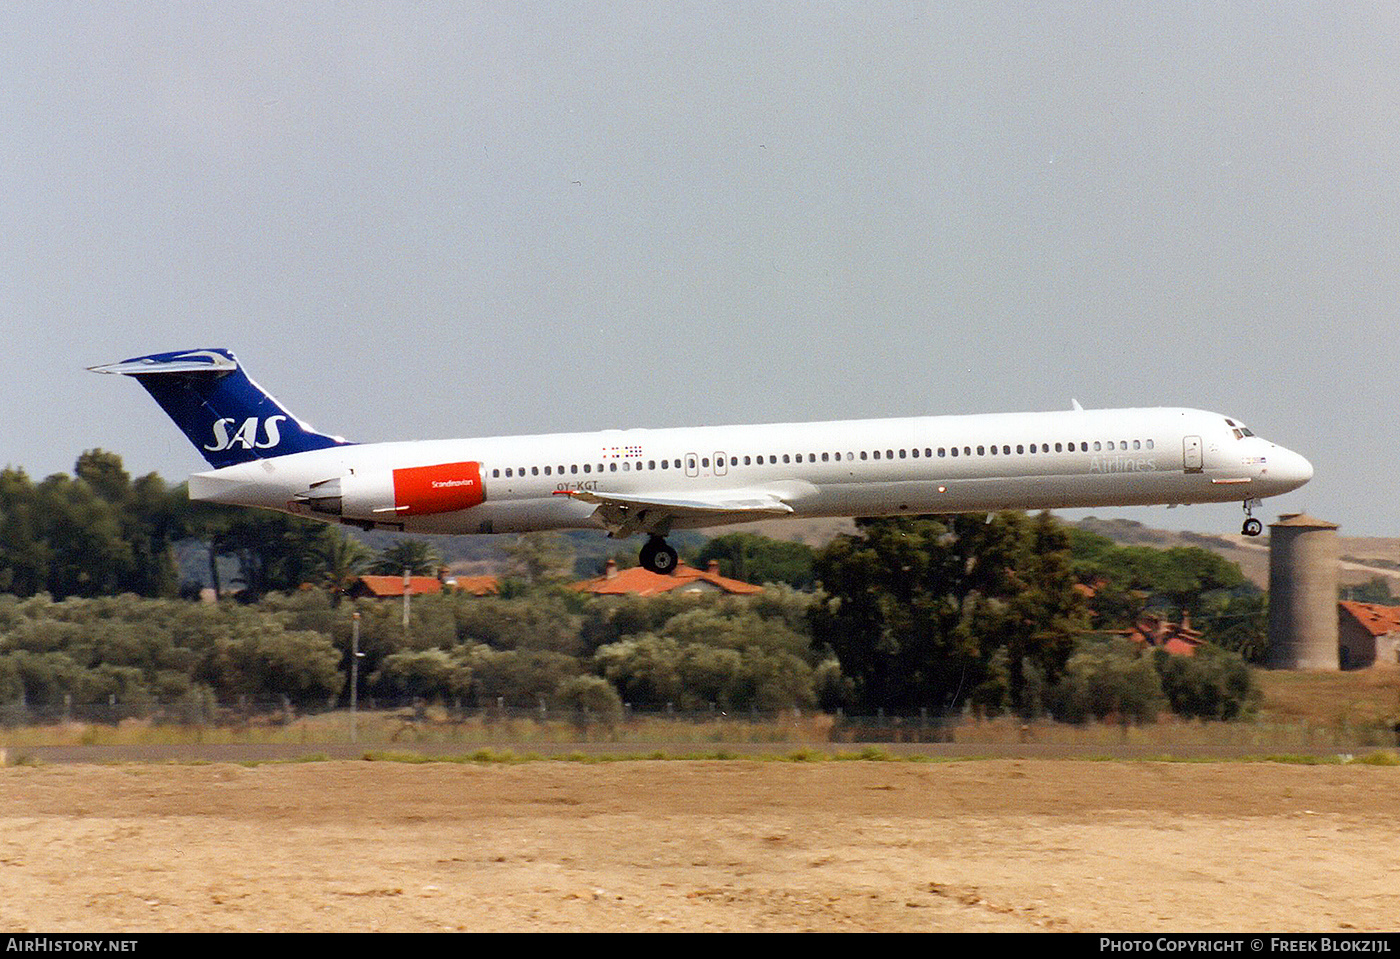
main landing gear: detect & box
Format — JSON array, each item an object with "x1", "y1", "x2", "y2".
[
  {"x1": 1241, "y1": 499, "x2": 1263, "y2": 537},
  {"x1": 639, "y1": 535, "x2": 679, "y2": 574}
]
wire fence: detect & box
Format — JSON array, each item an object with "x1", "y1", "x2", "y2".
[{"x1": 2, "y1": 695, "x2": 1398, "y2": 751}]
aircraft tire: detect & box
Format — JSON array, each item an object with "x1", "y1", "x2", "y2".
[
  {"x1": 1242, "y1": 518, "x2": 1263, "y2": 537},
  {"x1": 640, "y1": 538, "x2": 678, "y2": 574}
]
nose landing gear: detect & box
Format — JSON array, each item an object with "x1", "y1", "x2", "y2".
[
  {"x1": 639, "y1": 535, "x2": 679, "y2": 574},
  {"x1": 1241, "y1": 498, "x2": 1263, "y2": 537}
]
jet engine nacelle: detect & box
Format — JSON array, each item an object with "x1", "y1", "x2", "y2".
[{"x1": 296, "y1": 461, "x2": 484, "y2": 520}]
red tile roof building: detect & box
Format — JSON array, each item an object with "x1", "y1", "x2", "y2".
[
  {"x1": 348, "y1": 574, "x2": 498, "y2": 598},
  {"x1": 572, "y1": 559, "x2": 763, "y2": 597},
  {"x1": 1337, "y1": 601, "x2": 1400, "y2": 669},
  {"x1": 1121, "y1": 611, "x2": 1205, "y2": 656}
]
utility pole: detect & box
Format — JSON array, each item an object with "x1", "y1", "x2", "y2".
[{"x1": 350, "y1": 612, "x2": 362, "y2": 744}]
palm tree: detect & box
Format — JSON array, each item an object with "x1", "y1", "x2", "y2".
[
  {"x1": 316, "y1": 530, "x2": 372, "y2": 604},
  {"x1": 369, "y1": 539, "x2": 443, "y2": 577}
]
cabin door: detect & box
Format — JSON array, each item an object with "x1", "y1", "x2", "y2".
[{"x1": 1183, "y1": 435, "x2": 1204, "y2": 473}]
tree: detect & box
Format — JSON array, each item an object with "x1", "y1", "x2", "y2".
[
  {"x1": 369, "y1": 539, "x2": 443, "y2": 577},
  {"x1": 1069, "y1": 530, "x2": 1247, "y2": 623},
  {"x1": 313, "y1": 530, "x2": 372, "y2": 605},
  {"x1": 502, "y1": 532, "x2": 574, "y2": 585},
  {"x1": 1195, "y1": 587, "x2": 1268, "y2": 663},
  {"x1": 1153, "y1": 645, "x2": 1258, "y2": 719},
  {"x1": 554, "y1": 675, "x2": 624, "y2": 725},
  {"x1": 695, "y1": 533, "x2": 817, "y2": 588},
  {"x1": 1045, "y1": 637, "x2": 1165, "y2": 724},
  {"x1": 809, "y1": 512, "x2": 1088, "y2": 716},
  {"x1": 1342, "y1": 577, "x2": 1399, "y2": 604},
  {"x1": 33, "y1": 472, "x2": 132, "y2": 598},
  {"x1": 0, "y1": 468, "x2": 50, "y2": 596},
  {"x1": 74, "y1": 449, "x2": 130, "y2": 504},
  {"x1": 369, "y1": 648, "x2": 472, "y2": 701}
]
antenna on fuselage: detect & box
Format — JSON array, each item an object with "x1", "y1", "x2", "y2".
[{"x1": 1071, "y1": 398, "x2": 1085, "y2": 411}]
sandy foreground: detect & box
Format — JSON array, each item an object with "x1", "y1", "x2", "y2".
[{"x1": 0, "y1": 758, "x2": 1396, "y2": 932}]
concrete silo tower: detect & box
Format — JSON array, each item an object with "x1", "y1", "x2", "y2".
[{"x1": 1266, "y1": 514, "x2": 1340, "y2": 670}]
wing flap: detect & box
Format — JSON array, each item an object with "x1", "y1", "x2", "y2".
[{"x1": 553, "y1": 487, "x2": 794, "y2": 537}]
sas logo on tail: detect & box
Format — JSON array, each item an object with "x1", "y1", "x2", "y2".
[{"x1": 205, "y1": 416, "x2": 288, "y2": 452}]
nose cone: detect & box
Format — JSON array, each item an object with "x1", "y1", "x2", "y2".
[{"x1": 1266, "y1": 446, "x2": 1313, "y2": 494}]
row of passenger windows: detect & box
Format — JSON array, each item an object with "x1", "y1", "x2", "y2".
[{"x1": 488, "y1": 438, "x2": 1155, "y2": 479}]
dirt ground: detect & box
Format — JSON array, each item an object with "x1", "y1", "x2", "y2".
[{"x1": 0, "y1": 758, "x2": 1396, "y2": 932}]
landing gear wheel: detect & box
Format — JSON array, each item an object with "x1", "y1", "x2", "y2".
[
  {"x1": 1242, "y1": 518, "x2": 1263, "y2": 537},
  {"x1": 639, "y1": 537, "x2": 679, "y2": 574}
]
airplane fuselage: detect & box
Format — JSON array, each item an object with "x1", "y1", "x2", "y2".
[{"x1": 188, "y1": 405, "x2": 1312, "y2": 536}]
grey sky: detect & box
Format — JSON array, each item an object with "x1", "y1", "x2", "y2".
[{"x1": 3, "y1": 3, "x2": 1395, "y2": 535}]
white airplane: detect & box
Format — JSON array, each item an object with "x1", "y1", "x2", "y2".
[{"x1": 92, "y1": 349, "x2": 1313, "y2": 573}]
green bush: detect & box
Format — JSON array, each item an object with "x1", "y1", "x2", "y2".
[
  {"x1": 1046, "y1": 638, "x2": 1165, "y2": 724},
  {"x1": 1153, "y1": 645, "x2": 1258, "y2": 719}
]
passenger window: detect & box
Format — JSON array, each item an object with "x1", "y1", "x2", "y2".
[
  {"x1": 782, "y1": 454, "x2": 790, "y2": 464},
  {"x1": 1016, "y1": 445, "x2": 1024, "y2": 454},
  {"x1": 860, "y1": 451, "x2": 868, "y2": 460},
  {"x1": 886, "y1": 450, "x2": 894, "y2": 459},
  {"x1": 795, "y1": 454, "x2": 803, "y2": 463},
  {"x1": 873, "y1": 450, "x2": 881, "y2": 460},
  {"x1": 584, "y1": 464, "x2": 591, "y2": 473},
  {"x1": 610, "y1": 463, "x2": 617, "y2": 472},
  {"x1": 938, "y1": 448, "x2": 946, "y2": 457},
  {"x1": 1147, "y1": 439, "x2": 1154, "y2": 449},
  {"x1": 505, "y1": 469, "x2": 513, "y2": 478},
  {"x1": 1134, "y1": 440, "x2": 1141, "y2": 450},
  {"x1": 731, "y1": 457, "x2": 737, "y2": 466},
  {"x1": 911, "y1": 448, "x2": 919, "y2": 458},
  {"x1": 977, "y1": 446, "x2": 985, "y2": 455},
  {"x1": 899, "y1": 449, "x2": 907, "y2": 458},
  {"x1": 622, "y1": 462, "x2": 630, "y2": 471},
  {"x1": 492, "y1": 469, "x2": 500, "y2": 478},
  {"x1": 702, "y1": 458, "x2": 709, "y2": 468},
  {"x1": 821, "y1": 452, "x2": 829, "y2": 461},
  {"x1": 951, "y1": 447, "x2": 959, "y2": 457}
]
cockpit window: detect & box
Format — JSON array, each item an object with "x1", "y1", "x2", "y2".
[{"x1": 1225, "y1": 418, "x2": 1255, "y2": 440}]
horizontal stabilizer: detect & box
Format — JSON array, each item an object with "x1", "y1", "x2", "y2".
[{"x1": 90, "y1": 348, "x2": 351, "y2": 468}]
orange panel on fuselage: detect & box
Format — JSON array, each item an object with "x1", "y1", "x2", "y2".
[{"x1": 392, "y1": 462, "x2": 485, "y2": 515}]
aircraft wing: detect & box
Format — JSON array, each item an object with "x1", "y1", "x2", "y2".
[{"x1": 553, "y1": 487, "x2": 794, "y2": 537}]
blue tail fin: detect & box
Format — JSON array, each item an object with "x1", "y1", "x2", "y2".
[{"x1": 90, "y1": 348, "x2": 352, "y2": 469}]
